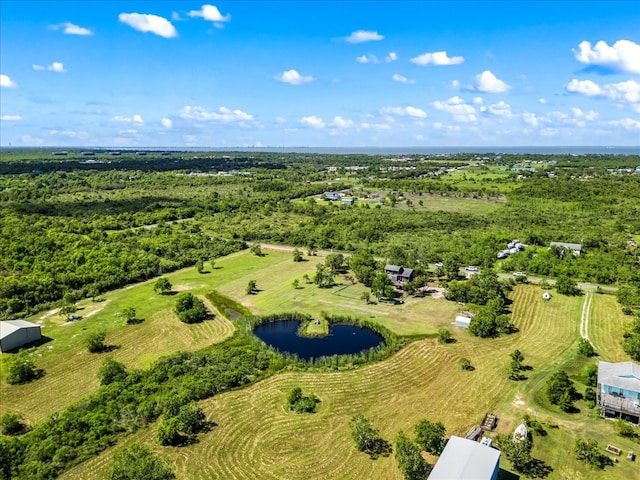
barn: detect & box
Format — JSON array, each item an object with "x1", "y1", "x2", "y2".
[{"x1": 0, "y1": 320, "x2": 42, "y2": 352}]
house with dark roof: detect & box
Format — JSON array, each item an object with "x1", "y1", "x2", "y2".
[
  {"x1": 597, "y1": 361, "x2": 640, "y2": 424},
  {"x1": 428, "y1": 435, "x2": 500, "y2": 480},
  {"x1": 384, "y1": 265, "x2": 415, "y2": 286}
]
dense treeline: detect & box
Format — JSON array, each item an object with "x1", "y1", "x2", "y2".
[{"x1": 1, "y1": 152, "x2": 639, "y2": 318}]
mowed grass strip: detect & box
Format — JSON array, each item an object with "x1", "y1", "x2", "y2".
[
  {"x1": 63, "y1": 284, "x2": 622, "y2": 480},
  {"x1": 589, "y1": 293, "x2": 631, "y2": 362}
]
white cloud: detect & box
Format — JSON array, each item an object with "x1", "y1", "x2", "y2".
[
  {"x1": 113, "y1": 114, "x2": 144, "y2": 125},
  {"x1": 118, "y1": 13, "x2": 177, "y2": 38},
  {"x1": 392, "y1": 73, "x2": 415, "y2": 84},
  {"x1": 472, "y1": 97, "x2": 483, "y2": 105},
  {"x1": 180, "y1": 105, "x2": 254, "y2": 123},
  {"x1": 451, "y1": 79, "x2": 461, "y2": 89},
  {"x1": 345, "y1": 30, "x2": 384, "y2": 44},
  {"x1": 432, "y1": 96, "x2": 477, "y2": 122},
  {"x1": 521, "y1": 112, "x2": 539, "y2": 127},
  {"x1": 380, "y1": 106, "x2": 427, "y2": 118},
  {"x1": 32, "y1": 62, "x2": 67, "y2": 72},
  {"x1": 566, "y1": 79, "x2": 602, "y2": 96},
  {"x1": 48, "y1": 129, "x2": 89, "y2": 139},
  {"x1": 275, "y1": 69, "x2": 314, "y2": 85},
  {"x1": 161, "y1": 118, "x2": 173, "y2": 128},
  {"x1": 573, "y1": 39, "x2": 640, "y2": 74},
  {"x1": 410, "y1": 51, "x2": 464, "y2": 66},
  {"x1": 487, "y1": 101, "x2": 513, "y2": 117},
  {"x1": 188, "y1": 4, "x2": 231, "y2": 26},
  {"x1": 0, "y1": 115, "x2": 22, "y2": 121},
  {"x1": 0, "y1": 74, "x2": 17, "y2": 88},
  {"x1": 608, "y1": 118, "x2": 640, "y2": 130},
  {"x1": 538, "y1": 98, "x2": 547, "y2": 104},
  {"x1": 50, "y1": 22, "x2": 93, "y2": 36},
  {"x1": 331, "y1": 116, "x2": 353, "y2": 128},
  {"x1": 474, "y1": 70, "x2": 510, "y2": 93},
  {"x1": 356, "y1": 54, "x2": 378, "y2": 64},
  {"x1": 300, "y1": 116, "x2": 325, "y2": 128},
  {"x1": 274, "y1": 116, "x2": 287, "y2": 124},
  {"x1": 571, "y1": 107, "x2": 598, "y2": 121},
  {"x1": 385, "y1": 52, "x2": 398, "y2": 62},
  {"x1": 566, "y1": 78, "x2": 640, "y2": 104}
]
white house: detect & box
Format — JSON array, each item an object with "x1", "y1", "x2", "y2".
[
  {"x1": 0, "y1": 320, "x2": 42, "y2": 352},
  {"x1": 428, "y1": 435, "x2": 500, "y2": 480}
]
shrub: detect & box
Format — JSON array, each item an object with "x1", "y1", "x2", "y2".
[
  {"x1": 286, "y1": 387, "x2": 320, "y2": 414},
  {"x1": 437, "y1": 328, "x2": 453, "y2": 344},
  {"x1": 0, "y1": 413, "x2": 28, "y2": 435},
  {"x1": 459, "y1": 358, "x2": 474, "y2": 371},
  {"x1": 414, "y1": 419, "x2": 446, "y2": 455},
  {"x1": 174, "y1": 292, "x2": 209, "y2": 324},
  {"x1": 98, "y1": 358, "x2": 127, "y2": 385},
  {"x1": 5, "y1": 351, "x2": 40, "y2": 384},
  {"x1": 86, "y1": 330, "x2": 108, "y2": 353},
  {"x1": 107, "y1": 444, "x2": 176, "y2": 480},
  {"x1": 577, "y1": 338, "x2": 596, "y2": 357}
]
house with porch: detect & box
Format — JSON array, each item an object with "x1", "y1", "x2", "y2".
[
  {"x1": 384, "y1": 265, "x2": 415, "y2": 286},
  {"x1": 597, "y1": 361, "x2": 640, "y2": 424}
]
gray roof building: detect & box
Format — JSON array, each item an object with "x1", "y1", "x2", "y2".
[
  {"x1": 597, "y1": 361, "x2": 640, "y2": 423},
  {"x1": 428, "y1": 435, "x2": 500, "y2": 480},
  {"x1": 549, "y1": 242, "x2": 582, "y2": 254},
  {"x1": 0, "y1": 320, "x2": 42, "y2": 352}
]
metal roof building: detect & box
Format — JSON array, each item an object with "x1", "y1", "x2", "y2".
[
  {"x1": 428, "y1": 435, "x2": 500, "y2": 480},
  {"x1": 0, "y1": 320, "x2": 42, "y2": 352}
]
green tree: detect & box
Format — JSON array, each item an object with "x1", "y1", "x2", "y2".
[
  {"x1": 371, "y1": 272, "x2": 393, "y2": 299},
  {"x1": 395, "y1": 431, "x2": 430, "y2": 480},
  {"x1": 156, "y1": 417, "x2": 183, "y2": 446},
  {"x1": 154, "y1": 277, "x2": 172, "y2": 295},
  {"x1": 195, "y1": 259, "x2": 204, "y2": 274},
  {"x1": 349, "y1": 414, "x2": 391, "y2": 458},
  {"x1": 414, "y1": 419, "x2": 446, "y2": 455},
  {"x1": 574, "y1": 438, "x2": 612, "y2": 469},
  {"x1": 86, "y1": 330, "x2": 108, "y2": 353},
  {"x1": 174, "y1": 293, "x2": 208, "y2": 323},
  {"x1": 60, "y1": 301, "x2": 77, "y2": 321},
  {"x1": 577, "y1": 338, "x2": 596, "y2": 357},
  {"x1": 292, "y1": 248, "x2": 303, "y2": 262},
  {"x1": 107, "y1": 443, "x2": 175, "y2": 480},
  {"x1": 546, "y1": 370, "x2": 577, "y2": 411},
  {"x1": 5, "y1": 351, "x2": 40, "y2": 384},
  {"x1": 250, "y1": 244, "x2": 263, "y2": 256},
  {"x1": 98, "y1": 357, "x2": 127, "y2": 385},
  {"x1": 123, "y1": 307, "x2": 137, "y2": 324},
  {"x1": 583, "y1": 364, "x2": 598, "y2": 387},
  {"x1": 246, "y1": 280, "x2": 257, "y2": 294},
  {"x1": 437, "y1": 328, "x2": 452, "y2": 344},
  {"x1": 556, "y1": 275, "x2": 581, "y2": 296},
  {"x1": 0, "y1": 413, "x2": 28, "y2": 436},
  {"x1": 361, "y1": 291, "x2": 371, "y2": 304},
  {"x1": 292, "y1": 278, "x2": 300, "y2": 289},
  {"x1": 314, "y1": 264, "x2": 334, "y2": 288},
  {"x1": 459, "y1": 358, "x2": 474, "y2": 371},
  {"x1": 175, "y1": 403, "x2": 206, "y2": 435},
  {"x1": 325, "y1": 253, "x2": 346, "y2": 272}
]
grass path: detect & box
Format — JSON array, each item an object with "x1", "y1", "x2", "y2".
[{"x1": 579, "y1": 292, "x2": 593, "y2": 340}]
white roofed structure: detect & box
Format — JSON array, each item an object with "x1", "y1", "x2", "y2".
[
  {"x1": 454, "y1": 315, "x2": 472, "y2": 329},
  {"x1": 0, "y1": 320, "x2": 42, "y2": 352},
  {"x1": 428, "y1": 435, "x2": 500, "y2": 480}
]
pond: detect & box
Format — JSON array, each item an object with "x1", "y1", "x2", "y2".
[{"x1": 254, "y1": 319, "x2": 384, "y2": 361}]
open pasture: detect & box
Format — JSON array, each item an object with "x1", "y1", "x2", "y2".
[{"x1": 62, "y1": 284, "x2": 637, "y2": 480}]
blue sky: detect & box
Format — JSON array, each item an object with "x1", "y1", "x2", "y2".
[{"x1": 1, "y1": 1, "x2": 639, "y2": 147}]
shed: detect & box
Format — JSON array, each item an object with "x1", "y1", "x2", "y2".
[
  {"x1": 454, "y1": 315, "x2": 472, "y2": 329},
  {"x1": 0, "y1": 320, "x2": 42, "y2": 352},
  {"x1": 428, "y1": 435, "x2": 500, "y2": 480}
]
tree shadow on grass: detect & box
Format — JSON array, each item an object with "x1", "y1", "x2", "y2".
[{"x1": 365, "y1": 438, "x2": 393, "y2": 460}]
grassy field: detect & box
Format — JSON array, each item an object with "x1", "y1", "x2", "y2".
[
  {"x1": 589, "y1": 293, "x2": 632, "y2": 362},
  {"x1": 62, "y1": 284, "x2": 638, "y2": 480},
  {"x1": 0, "y1": 249, "x2": 456, "y2": 424}
]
